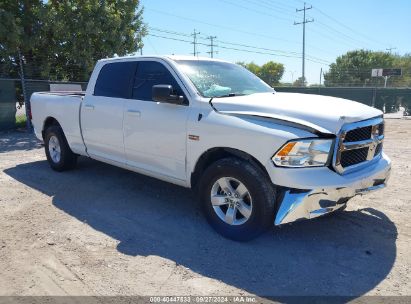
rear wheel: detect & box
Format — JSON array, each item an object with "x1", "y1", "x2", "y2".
[
  {"x1": 198, "y1": 157, "x2": 275, "y2": 241},
  {"x1": 44, "y1": 125, "x2": 77, "y2": 171}
]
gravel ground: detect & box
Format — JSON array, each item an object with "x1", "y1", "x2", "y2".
[{"x1": 0, "y1": 119, "x2": 410, "y2": 299}]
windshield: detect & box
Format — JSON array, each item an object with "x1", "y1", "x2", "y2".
[{"x1": 175, "y1": 60, "x2": 274, "y2": 98}]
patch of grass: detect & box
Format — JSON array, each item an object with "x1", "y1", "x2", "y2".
[{"x1": 16, "y1": 115, "x2": 27, "y2": 128}]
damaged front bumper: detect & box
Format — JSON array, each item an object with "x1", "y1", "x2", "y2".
[{"x1": 274, "y1": 153, "x2": 391, "y2": 226}]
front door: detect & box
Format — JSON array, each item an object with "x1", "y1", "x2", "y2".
[{"x1": 123, "y1": 60, "x2": 191, "y2": 181}]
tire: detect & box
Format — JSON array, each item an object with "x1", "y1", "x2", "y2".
[
  {"x1": 44, "y1": 125, "x2": 77, "y2": 171},
  {"x1": 198, "y1": 157, "x2": 276, "y2": 241}
]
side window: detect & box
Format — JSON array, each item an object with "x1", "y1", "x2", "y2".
[
  {"x1": 94, "y1": 62, "x2": 136, "y2": 98},
  {"x1": 132, "y1": 61, "x2": 184, "y2": 101}
]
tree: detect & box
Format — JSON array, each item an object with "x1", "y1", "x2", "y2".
[
  {"x1": 293, "y1": 76, "x2": 306, "y2": 87},
  {"x1": 237, "y1": 61, "x2": 260, "y2": 75},
  {"x1": 259, "y1": 61, "x2": 284, "y2": 86},
  {"x1": 391, "y1": 54, "x2": 411, "y2": 87},
  {"x1": 47, "y1": 0, "x2": 146, "y2": 81},
  {"x1": 0, "y1": 0, "x2": 146, "y2": 81},
  {"x1": 0, "y1": 0, "x2": 48, "y2": 78},
  {"x1": 323, "y1": 50, "x2": 395, "y2": 87},
  {"x1": 237, "y1": 61, "x2": 284, "y2": 86}
]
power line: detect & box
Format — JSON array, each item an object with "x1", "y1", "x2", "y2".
[
  {"x1": 246, "y1": 0, "x2": 291, "y2": 15},
  {"x1": 145, "y1": 4, "x2": 387, "y2": 61},
  {"x1": 215, "y1": 39, "x2": 329, "y2": 63},
  {"x1": 248, "y1": 0, "x2": 384, "y2": 52},
  {"x1": 222, "y1": 0, "x2": 357, "y2": 55},
  {"x1": 227, "y1": 0, "x2": 370, "y2": 50},
  {"x1": 312, "y1": 19, "x2": 371, "y2": 48},
  {"x1": 145, "y1": 8, "x2": 303, "y2": 46},
  {"x1": 146, "y1": 33, "x2": 330, "y2": 65},
  {"x1": 220, "y1": 0, "x2": 293, "y2": 23},
  {"x1": 294, "y1": 2, "x2": 314, "y2": 85},
  {"x1": 308, "y1": 25, "x2": 364, "y2": 49},
  {"x1": 386, "y1": 47, "x2": 397, "y2": 54},
  {"x1": 149, "y1": 27, "x2": 193, "y2": 38},
  {"x1": 259, "y1": 0, "x2": 296, "y2": 12},
  {"x1": 149, "y1": 26, "x2": 331, "y2": 64},
  {"x1": 148, "y1": 33, "x2": 193, "y2": 44},
  {"x1": 313, "y1": 6, "x2": 385, "y2": 47}
]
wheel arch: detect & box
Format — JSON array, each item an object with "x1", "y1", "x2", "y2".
[
  {"x1": 41, "y1": 117, "x2": 61, "y2": 139},
  {"x1": 190, "y1": 147, "x2": 271, "y2": 189}
]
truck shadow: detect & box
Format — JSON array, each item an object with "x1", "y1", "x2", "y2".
[{"x1": 5, "y1": 158, "x2": 397, "y2": 297}]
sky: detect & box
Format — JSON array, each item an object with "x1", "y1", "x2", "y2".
[{"x1": 139, "y1": 0, "x2": 411, "y2": 85}]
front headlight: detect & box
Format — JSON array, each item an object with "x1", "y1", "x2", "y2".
[{"x1": 272, "y1": 139, "x2": 333, "y2": 167}]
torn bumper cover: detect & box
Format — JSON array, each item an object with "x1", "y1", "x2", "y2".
[{"x1": 274, "y1": 154, "x2": 391, "y2": 226}]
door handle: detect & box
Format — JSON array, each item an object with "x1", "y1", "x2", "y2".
[
  {"x1": 127, "y1": 110, "x2": 141, "y2": 117},
  {"x1": 84, "y1": 104, "x2": 95, "y2": 110}
]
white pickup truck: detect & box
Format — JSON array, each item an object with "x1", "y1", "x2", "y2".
[{"x1": 31, "y1": 55, "x2": 391, "y2": 241}]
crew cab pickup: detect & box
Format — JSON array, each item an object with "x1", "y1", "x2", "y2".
[{"x1": 31, "y1": 56, "x2": 391, "y2": 241}]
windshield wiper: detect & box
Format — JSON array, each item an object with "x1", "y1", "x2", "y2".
[{"x1": 215, "y1": 93, "x2": 245, "y2": 98}]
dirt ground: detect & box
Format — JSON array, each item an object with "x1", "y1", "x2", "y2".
[{"x1": 0, "y1": 119, "x2": 410, "y2": 299}]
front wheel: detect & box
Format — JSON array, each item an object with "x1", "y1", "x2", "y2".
[
  {"x1": 44, "y1": 125, "x2": 77, "y2": 171},
  {"x1": 198, "y1": 157, "x2": 276, "y2": 241}
]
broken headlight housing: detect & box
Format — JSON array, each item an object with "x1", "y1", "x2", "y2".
[{"x1": 272, "y1": 139, "x2": 333, "y2": 167}]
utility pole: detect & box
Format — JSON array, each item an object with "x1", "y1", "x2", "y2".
[
  {"x1": 319, "y1": 67, "x2": 323, "y2": 93},
  {"x1": 207, "y1": 36, "x2": 217, "y2": 58},
  {"x1": 386, "y1": 47, "x2": 396, "y2": 54},
  {"x1": 319, "y1": 68, "x2": 323, "y2": 86},
  {"x1": 191, "y1": 29, "x2": 201, "y2": 57},
  {"x1": 289, "y1": 70, "x2": 296, "y2": 83},
  {"x1": 294, "y1": 2, "x2": 313, "y2": 86}
]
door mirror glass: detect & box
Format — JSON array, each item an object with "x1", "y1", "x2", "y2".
[{"x1": 152, "y1": 85, "x2": 184, "y2": 105}]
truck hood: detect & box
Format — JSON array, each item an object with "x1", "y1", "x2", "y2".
[{"x1": 211, "y1": 92, "x2": 382, "y2": 134}]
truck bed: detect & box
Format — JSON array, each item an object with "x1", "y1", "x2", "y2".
[{"x1": 31, "y1": 91, "x2": 86, "y2": 155}]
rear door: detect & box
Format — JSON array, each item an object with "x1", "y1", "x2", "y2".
[
  {"x1": 123, "y1": 60, "x2": 191, "y2": 181},
  {"x1": 81, "y1": 61, "x2": 137, "y2": 164}
]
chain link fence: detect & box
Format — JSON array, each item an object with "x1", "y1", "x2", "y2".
[
  {"x1": 0, "y1": 60, "x2": 88, "y2": 131},
  {"x1": 275, "y1": 87, "x2": 411, "y2": 115}
]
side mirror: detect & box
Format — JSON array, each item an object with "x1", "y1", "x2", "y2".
[{"x1": 152, "y1": 85, "x2": 184, "y2": 105}]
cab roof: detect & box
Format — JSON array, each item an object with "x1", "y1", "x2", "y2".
[{"x1": 98, "y1": 54, "x2": 230, "y2": 63}]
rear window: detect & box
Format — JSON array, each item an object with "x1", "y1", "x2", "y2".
[{"x1": 94, "y1": 62, "x2": 137, "y2": 98}]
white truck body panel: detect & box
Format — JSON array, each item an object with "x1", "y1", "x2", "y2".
[
  {"x1": 81, "y1": 94, "x2": 125, "y2": 164},
  {"x1": 31, "y1": 93, "x2": 86, "y2": 155},
  {"x1": 211, "y1": 92, "x2": 382, "y2": 134},
  {"x1": 123, "y1": 99, "x2": 190, "y2": 181}
]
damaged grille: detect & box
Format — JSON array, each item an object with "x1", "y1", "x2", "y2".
[
  {"x1": 344, "y1": 126, "x2": 372, "y2": 142},
  {"x1": 340, "y1": 147, "x2": 369, "y2": 167},
  {"x1": 334, "y1": 118, "x2": 384, "y2": 174}
]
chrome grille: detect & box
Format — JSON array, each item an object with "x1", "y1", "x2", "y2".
[
  {"x1": 344, "y1": 126, "x2": 372, "y2": 142},
  {"x1": 340, "y1": 147, "x2": 369, "y2": 167},
  {"x1": 333, "y1": 117, "x2": 384, "y2": 174}
]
